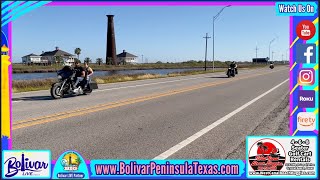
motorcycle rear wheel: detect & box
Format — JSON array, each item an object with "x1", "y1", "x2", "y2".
[{"x1": 83, "y1": 86, "x2": 92, "y2": 95}]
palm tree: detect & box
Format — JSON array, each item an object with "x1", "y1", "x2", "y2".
[
  {"x1": 75, "y1": 157, "x2": 81, "y2": 166},
  {"x1": 74, "y1": 48, "x2": 81, "y2": 60},
  {"x1": 55, "y1": 55, "x2": 63, "y2": 66},
  {"x1": 84, "y1": 57, "x2": 91, "y2": 64},
  {"x1": 96, "y1": 58, "x2": 103, "y2": 66}
]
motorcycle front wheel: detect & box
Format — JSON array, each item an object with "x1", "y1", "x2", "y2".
[{"x1": 51, "y1": 83, "x2": 64, "y2": 99}]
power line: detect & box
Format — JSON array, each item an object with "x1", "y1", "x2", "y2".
[
  {"x1": 255, "y1": 46, "x2": 259, "y2": 59},
  {"x1": 203, "y1": 33, "x2": 211, "y2": 71}
]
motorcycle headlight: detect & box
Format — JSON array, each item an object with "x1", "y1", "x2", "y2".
[{"x1": 57, "y1": 75, "x2": 62, "y2": 80}]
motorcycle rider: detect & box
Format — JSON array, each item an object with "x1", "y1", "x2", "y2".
[
  {"x1": 82, "y1": 62, "x2": 94, "y2": 88},
  {"x1": 230, "y1": 61, "x2": 238, "y2": 74},
  {"x1": 270, "y1": 61, "x2": 274, "y2": 68},
  {"x1": 73, "y1": 61, "x2": 86, "y2": 93}
]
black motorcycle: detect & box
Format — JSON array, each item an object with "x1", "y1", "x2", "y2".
[
  {"x1": 50, "y1": 66, "x2": 98, "y2": 99},
  {"x1": 270, "y1": 63, "x2": 274, "y2": 69},
  {"x1": 227, "y1": 67, "x2": 236, "y2": 78}
]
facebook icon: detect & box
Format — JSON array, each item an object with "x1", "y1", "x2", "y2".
[{"x1": 295, "y1": 44, "x2": 316, "y2": 64}]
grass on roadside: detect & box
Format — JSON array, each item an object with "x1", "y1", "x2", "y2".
[
  {"x1": 11, "y1": 62, "x2": 266, "y2": 73},
  {"x1": 12, "y1": 65, "x2": 271, "y2": 93},
  {"x1": 12, "y1": 69, "x2": 224, "y2": 93}
]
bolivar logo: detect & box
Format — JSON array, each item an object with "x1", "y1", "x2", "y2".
[
  {"x1": 2, "y1": 150, "x2": 51, "y2": 179},
  {"x1": 53, "y1": 150, "x2": 89, "y2": 179}
]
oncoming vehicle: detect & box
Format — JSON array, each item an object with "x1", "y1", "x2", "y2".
[
  {"x1": 226, "y1": 61, "x2": 237, "y2": 78},
  {"x1": 270, "y1": 62, "x2": 274, "y2": 69}
]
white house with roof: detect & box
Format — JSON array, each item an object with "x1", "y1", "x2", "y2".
[
  {"x1": 22, "y1": 53, "x2": 43, "y2": 65},
  {"x1": 116, "y1": 50, "x2": 138, "y2": 64},
  {"x1": 40, "y1": 47, "x2": 75, "y2": 65},
  {"x1": 22, "y1": 47, "x2": 76, "y2": 66}
]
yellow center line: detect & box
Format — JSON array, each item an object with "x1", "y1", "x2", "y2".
[{"x1": 13, "y1": 69, "x2": 287, "y2": 130}]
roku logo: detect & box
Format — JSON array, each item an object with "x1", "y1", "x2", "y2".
[
  {"x1": 299, "y1": 96, "x2": 313, "y2": 101},
  {"x1": 298, "y1": 90, "x2": 315, "y2": 108}
]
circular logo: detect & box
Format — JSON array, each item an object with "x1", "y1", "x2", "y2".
[
  {"x1": 248, "y1": 138, "x2": 286, "y2": 175},
  {"x1": 296, "y1": 20, "x2": 316, "y2": 40},
  {"x1": 61, "y1": 152, "x2": 81, "y2": 171}
]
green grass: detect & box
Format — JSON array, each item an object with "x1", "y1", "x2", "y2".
[
  {"x1": 12, "y1": 79, "x2": 56, "y2": 93},
  {"x1": 12, "y1": 64, "x2": 274, "y2": 93},
  {"x1": 12, "y1": 61, "x2": 263, "y2": 73}
]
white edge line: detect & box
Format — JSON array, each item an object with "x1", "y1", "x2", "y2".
[
  {"x1": 12, "y1": 67, "x2": 268, "y2": 95},
  {"x1": 152, "y1": 78, "x2": 289, "y2": 160},
  {"x1": 95, "y1": 75, "x2": 211, "y2": 92},
  {"x1": 12, "y1": 73, "x2": 215, "y2": 95}
]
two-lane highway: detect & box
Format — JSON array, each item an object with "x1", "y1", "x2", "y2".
[{"x1": 12, "y1": 67, "x2": 289, "y2": 160}]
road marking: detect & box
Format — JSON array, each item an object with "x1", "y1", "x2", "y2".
[
  {"x1": 13, "y1": 72, "x2": 218, "y2": 95},
  {"x1": 13, "y1": 70, "x2": 262, "y2": 123},
  {"x1": 153, "y1": 78, "x2": 289, "y2": 160},
  {"x1": 12, "y1": 100, "x2": 22, "y2": 103},
  {"x1": 12, "y1": 69, "x2": 286, "y2": 130},
  {"x1": 12, "y1": 68, "x2": 267, "y2": 95},
  {"x1": 95, "y1": 75, "x2": 217, "y2": 92},
  {"x1": 95, "y1": 69, "x2": 266, "y2": 92}
]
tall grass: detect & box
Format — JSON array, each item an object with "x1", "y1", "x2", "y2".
[
  {"x1": 12, "y1": 61, "x2": 260, "y2": 73},
  {"x1": 12, "y1": 64, "x2": 270, "y2": 93}
]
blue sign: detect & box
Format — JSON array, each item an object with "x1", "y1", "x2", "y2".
[{"x1": 275, "y1": 2, "x2": 318, "y2": 16}]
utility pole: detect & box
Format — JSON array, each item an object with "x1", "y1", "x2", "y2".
[
  {"x1": 269, "y1": 38, "x2": 276, "y2": 62},
  {"x1": 272, "y1": 51, "x2": 275, "y2": 61},
  {"x1": 213, "y1": 5, "x2": 231, "y2": 72},
  {"x1": 203, "y1": 33, "x2": 211, "y2": 71},
  {"x1": 282, "y1": 54, "x2": 284, "y2": 64},
  {"x1": 255, "y1": 45, "x2": 259, "y2": 64}
]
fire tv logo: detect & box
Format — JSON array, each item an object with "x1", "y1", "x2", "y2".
[{"x1": 297, "y1": 112, "x2": 316, "y2": 131}]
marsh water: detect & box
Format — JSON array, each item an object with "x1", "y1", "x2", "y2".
[{"x1": 12, "y1": 68, "x2": 213, "y2": 80}]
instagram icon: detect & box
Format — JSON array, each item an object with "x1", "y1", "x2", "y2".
[{"x1": 298, "y1": 68, "x2": 315, "y2": 85}]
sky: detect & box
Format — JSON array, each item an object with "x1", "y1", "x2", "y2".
[{"x1": 12, "y1": 5, "x2": 289, "y2": 63}]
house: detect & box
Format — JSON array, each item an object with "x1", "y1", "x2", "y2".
[
  {"x1": 40, "y1": 47, "x2": 76, "y2": 66},
  {"x1": 22, "y1": 53, "x2": 43, "y2": 65},
  {"x1": 22, "y1": 47, "x2": 76, "y2": 66},
  {"x1": 116, "y1": 50, "x2": 138, "y2": 64}
]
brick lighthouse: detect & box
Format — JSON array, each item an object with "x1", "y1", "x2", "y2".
[{"x1": 106, "y1": 15, "x2": 117, "y2": 65}]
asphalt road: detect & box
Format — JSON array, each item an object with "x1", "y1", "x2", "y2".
[{"x1": 12, "y1": 66, "x2": 289, "y2": 160}]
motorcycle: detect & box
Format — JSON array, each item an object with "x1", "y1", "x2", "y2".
[
  {"x1": 227, "y1": 67, "x2": 236, "y2": 78},
  {"x1": 50, "y1": 66, "x2": 98, "y2": 99},
  {"x1": 270, "y1": 63, "x2": 274, "y2": 69}
]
